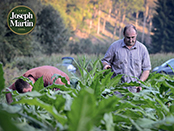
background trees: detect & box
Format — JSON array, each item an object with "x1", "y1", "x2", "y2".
[
  {"x1": 0, "y1": 0, "x2": 72, "y2": 64},
  {"x1": 36, "y1": 5, "x2": 72, "y2": 55},
  {"x1": 150, "y1": 0, "x2": 174, "y2": 53},
  {"x1": 1, "y1": 0, "x2": 174, "y2": 65}
]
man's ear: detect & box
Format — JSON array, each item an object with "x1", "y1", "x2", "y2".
[
  {"x1": 22, "y1": 88, "x2": 27, "y2": 93},
  {"x1": 23, "y1": 86, "x2": 33, "y2": 93}
]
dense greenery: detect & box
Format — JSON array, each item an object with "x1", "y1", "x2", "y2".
[
  {"x1": 151, "y1": 0, "x2": 174, "y2": 53},
  {"x1": 1, "y1": 0, "x2": 174, "y2": 65},
  {"x1": 36, "y1": 5, "x2": 72, "y2": 55},
  {"x1": 1, "y1": 58, "x2": 174, "y2": 131},
  {"x1": 0, "y1": 0, "x2": 161, "y2": 65},
  {"x1": 69, "y1": 38, "x2": 110, "y2": 56},
  {"x1": 0, "y1": 0, "x2": 174, "y2": 129},
  {"x1": 2, "y1": 53, "x2": 174, "y2": 88},
  {"x1": 0, "y1": 0, "x2": 73, "y2": 64}
]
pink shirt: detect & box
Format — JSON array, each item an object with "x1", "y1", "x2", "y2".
[
  {"x1": 23, "y1": 66, "x2": 70, "y2": 86},
  {"x1": 6, "y1": 66, "x2": 70, "y2": 103}
]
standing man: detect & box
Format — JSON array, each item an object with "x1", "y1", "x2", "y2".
[
  {"x1": 6, "y1": 65, "x2": 70, "y2": 104},
  {"x1": 101, "y1": 24, "x2": 151, "y2": 93}
]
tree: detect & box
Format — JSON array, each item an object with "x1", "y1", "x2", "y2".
[
  {"x1": 132, "y1": 0, "x2": 144, "y2": 28},
  {"x1": 151, "y1": 0, "x2": 174, "y2": 53},
  {"x1": 112, "y1": 0, "x2": 142, "y2": 39},
  {"x1": 36, "y1": 5, "x2": 72, "y2": 55},
  {"x1": 69, "y1": 38, "x2": 93, "y2": 54},
  {"x1": 100, "y1": 0, "x2": 112, "y2": 34},
  {"x1": 96, "y1": 0, "x2": 107, "y2": 34}
]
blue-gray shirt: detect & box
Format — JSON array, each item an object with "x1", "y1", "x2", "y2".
[{"x1": 101, "y1": 39, "x2": 151, "y2": 83}]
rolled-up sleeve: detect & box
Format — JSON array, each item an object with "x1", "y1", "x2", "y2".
[
  {"x1": 101, "y1": 44, "x2": 114, "y2": 65},
  {"x1": 142, "y1": 47, "x2": 151, "y2": 71}
]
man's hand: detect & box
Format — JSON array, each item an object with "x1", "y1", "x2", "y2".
[
  {"x1": 103, "y1": 65, "x2": 111, "y2": 70},
  {"x1": 136, "y1": 81, "x2": 142, "y2": 92},
  {"x1": 136, "y1": 86, "x2": 142, "y2": 92},
  {"x1": 136, "y1": 70, "x2": 150, "y2": 93}
]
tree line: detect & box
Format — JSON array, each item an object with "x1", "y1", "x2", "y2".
[
  {"x1": 0, "y1": 0, "x2": 174, "y2": 65},
  {"x1": 0, "y1": 0, "x2": 72, "y2": 64}
]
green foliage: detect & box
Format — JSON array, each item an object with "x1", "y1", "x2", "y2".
[
  {"x1": 33, "y1": 76, "x2": 45, "y2": 91},
  {"x1": 0, "y1": 108, "x2": 22, "y2": 131},
  {"x1": 151, "y1": 0, "x2": 174, "y2": 53},
  {"x1": 0, "y1": 0, "x2": 73, "y2": 64},
  {"x1": 69, "y1": 38, "x2": 109, "y2": 55},
  {"x1": 1, "y1": 57, "x2": 174, "y2": 131},
  {"x1": 0, "y1": 0, "x2": 153, "y2": 65},
  {"x1": 36, "y1": 4, "x2": 72, "y2": 55},
  {"x1": 68, "y1": 88, "x2": 95, "y2": 131},
  {"x1": 11, "y1": 56, "x2": 42, "y2": 70},
  {"x1": 69, "y1": 38, "x2": 93, "y2": 54}
]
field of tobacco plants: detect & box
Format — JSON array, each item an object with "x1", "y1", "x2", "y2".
[{"x1": 0, "y1": 57, "x2": 174, "y2": 131}]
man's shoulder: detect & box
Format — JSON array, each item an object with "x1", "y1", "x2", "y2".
[
  {"x1": 111, "y1": 39, "x2": 123, "y2": 46},
  {"x1": 24, "y1": 66, "x2": 56, "y2": 76},
  {"x1": 136, "y1": 41, "x2": 147, "y2": 49},
  {"x1": 136, "y1": 41, "x2": 150, "y2": 56},
  {"x1": 27, "y1": 66, "x2": 56, "y2": 71}
]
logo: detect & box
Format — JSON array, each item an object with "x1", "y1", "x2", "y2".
[{"x1": 7, "y1": 5, "x2": 36, "y2": 35}]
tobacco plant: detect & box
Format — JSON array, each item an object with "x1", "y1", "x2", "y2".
[{"x1": 0, "y1": 58, "x2": 174, "y2": 131}]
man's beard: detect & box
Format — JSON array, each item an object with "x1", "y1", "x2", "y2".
[{"x1": 126, "y1": 42, "x2": 135, "y2": 46}]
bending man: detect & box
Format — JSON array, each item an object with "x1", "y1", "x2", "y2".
[{"x1": 6, "y1": 65, "x2": 70, "y2": 104}]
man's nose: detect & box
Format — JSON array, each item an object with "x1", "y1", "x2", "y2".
[{"x1": 129, "y1": 38, "x2": 133, "y2": 42}]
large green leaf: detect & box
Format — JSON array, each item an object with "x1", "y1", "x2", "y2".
[
  {"x1": 103, "y1": 113, "x2": 115, "y2": 131},
  {"x1": 101, "y1": 72, "x2": 122, "y2": 89},
  {"x1": 67, "y1": 88, "x2": 95, "y2": 131},
  {"x1": 136, "y1": 116, "x2": 174, "y2": 130},
  {"x1": 0, "y1": 109, "x2": 22, "y2": 131},
  {"x1": 165, "y1": 79, "x2": 174, "y2": 94},
  {"x1": 89, "y1": 59, "x2": 100, "y2": 77},
  {"x1": 113, "y1": 114, "x2": 133, "y2": 130},
  {"x1": 51, "y1": 74, "x2": 71, "y2": 87},
  {"x1": 38, "y1": 91, "x2": 66, "y2": 112},
  {"x1": 169, "y1": 104, "x2": 174, "y2": 113},
  {"x1": 113, "y1": 114, "x2": 131, "y2": 123},
  {"x1": 15, "y1": 90, "x2": 42, "y2": 98},
  {"x1": 157, "y1": 116, "x2": 174, "y2": 130},
  {"x1": 33, "y1": 76, "x2": 44, "y2": 92},
  {"x1": 46, "y1": 83, "x2": 78, "y2": 97},
  {"x1": 106, "y1": 74, "x2": 123, "y2": 90},
  {"x1": 101, "y1": 69, "x2": 114, "y2": 87},
  {"x1": 94, "y1": 95, "x2": 120, "y2": 126},
  {"x1": 148, "y1": 93, "x2": 170, "y2": 115},
  {"x1": 90, "y1": 72, "x2": 102, "y2": 99},
  {"x1": 1, "y1": 102, "x2": 22, "y2": 113},
  {"x1": 12, "y1": 97, "x2": 67, "y2": 125}
]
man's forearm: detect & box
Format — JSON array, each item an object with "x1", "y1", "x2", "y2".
[
  {"x1": 6, "y1": 93, "x2": 13, "y2": 104},
  {"x1": 140, "y1": 70, "x2": 150, "y2": 82},
  {"x1": 6, "y1": 83, "x2": 15, "y2": 104},
  {"x1": 102, "y1": 61, "x2": 109, "y2": 67}
]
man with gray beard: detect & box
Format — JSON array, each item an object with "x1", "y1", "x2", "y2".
[{"x1": 101, "y1": 24, "x2": 151, "y2": 93}]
